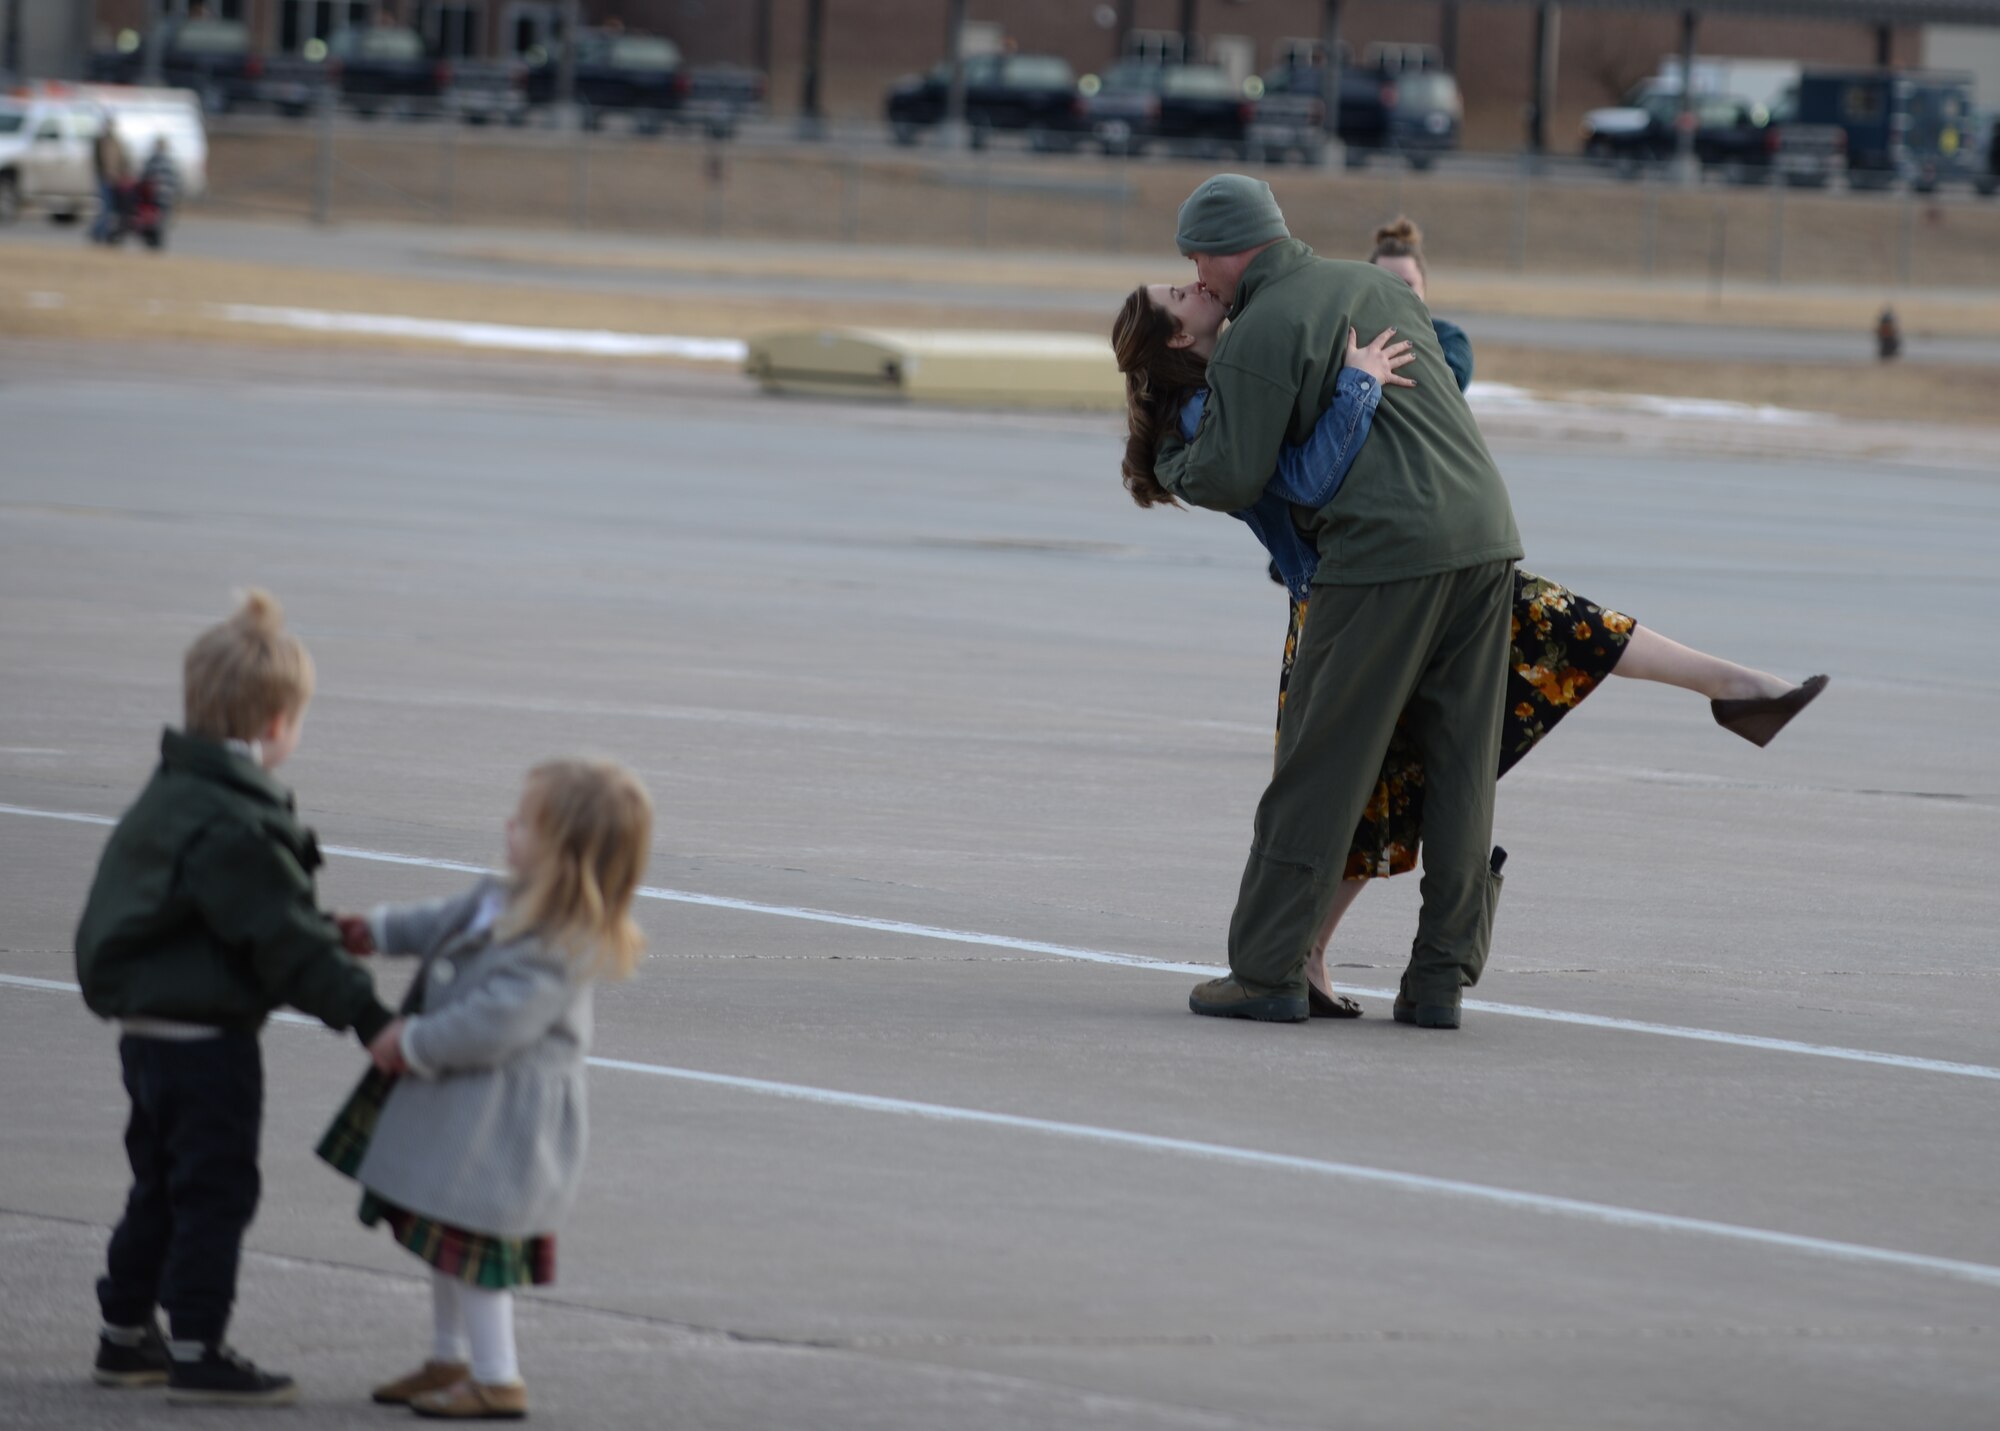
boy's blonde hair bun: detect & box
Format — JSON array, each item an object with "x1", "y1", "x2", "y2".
[
  {"x1": 506, "y1": 758, "x2": 654, "y2": 980},
  {"x1": 183, "y1": 587, "x2": 316, "y2": 742},
  {"x1": 233, "y1": 587, "x2": 285, "y2": 634}
]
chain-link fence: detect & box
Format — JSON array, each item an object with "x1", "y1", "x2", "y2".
[{"x1": 196, "y1": 118, "x2": 2000, "y2": 291}]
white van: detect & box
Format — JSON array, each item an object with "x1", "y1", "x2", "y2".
[{"x1": 0, "y1": 83, "x2": 207, "y2": 223}]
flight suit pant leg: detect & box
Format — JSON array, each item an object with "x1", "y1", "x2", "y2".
[
  {"x1": 1226, "y1": 572, "x2": 1459, "y2": 996},
  {"x1": 1399, "y1": 560, "x2": 1517, "y2": 1006}
]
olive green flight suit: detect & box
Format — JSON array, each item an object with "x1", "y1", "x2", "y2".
[{"x1": 1155, "y1": 240, "x2": 1521, "y2": 1003}]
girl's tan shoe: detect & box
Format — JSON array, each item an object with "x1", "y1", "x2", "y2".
[
  {"x1": 371, "y1": 1360, "x2": 471, "y2": 1405},
  {"x1": 411, "y1": 1378, "x2": 529, "y2": 1420}
]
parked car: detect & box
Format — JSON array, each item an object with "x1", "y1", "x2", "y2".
[
  {"x1": 1248, "y1": 60, "x2": 1460, "y2": 168},
  {"x1": 523, "y1": 32, "x2": 688, "y2": 133},
  {"x1": 0, "y1": 84, "x2": 206, "y2": 225},
  {"x1": 885, "y1": 53, "x2": 1086, "y2": 150},
  {"x1": 1082, "y1": 61, "x2": 1251, "y2": 158},
  {"x1": 330, "y1": 25, "x2": 451, "y2": 119},
  {"x1": 1794, "y1": 68, "x2": 1979, "y2": 191},
  {"x1": 1582, "y1": 85, "x2": 1775, "y2": 178}
]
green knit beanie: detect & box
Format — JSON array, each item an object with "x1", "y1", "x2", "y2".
[{"x1": 1175, "y1": 174, "x2": 1290, "y2": 257}]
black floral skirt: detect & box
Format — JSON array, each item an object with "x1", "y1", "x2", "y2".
[{"x1": 1277, "y1": 569, "x2": 1635, "y2": 880}]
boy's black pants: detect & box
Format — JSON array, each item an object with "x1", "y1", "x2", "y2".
[{"x1": 98, "y1": 1033, "x2": 263, "y2": 1345}]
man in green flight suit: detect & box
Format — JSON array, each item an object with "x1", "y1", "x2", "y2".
[{"x1": 1154, "y1": 175, "x2": 1522, "y2": 1029}]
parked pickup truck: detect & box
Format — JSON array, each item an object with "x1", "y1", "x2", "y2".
[
  {"x1": 92, "y1": 19, "x2": 257, "y2": 114},
  {"x1": 0, "y1": 84, "x2": 207, "y2": 224},
  {"x1": 331, "y1": 25, "x2": 451, "y2": 119},
  {"x1": 1582, "y1": 87, "x2": 1778, "y2": 178},
  {"x1": 524, "y1": 32, "x2": 690, "y2": 133},
  {"x1": 91, "y1": 19, "x2": 322, "y2": 117},
  {"x1": 885, "y1": 53, "x2": 1086, "y2": 150},
  {"x1": 1248, "y1": 61, "x2": 1461, "y2": 168},
  {"x1": 1083, "y1": 62, "x2": 1252, "y2": 159}
]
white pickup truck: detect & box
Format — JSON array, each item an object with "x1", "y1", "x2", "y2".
[{"x1": 0, "y1": 84, "x2": 208, "y2": 224}]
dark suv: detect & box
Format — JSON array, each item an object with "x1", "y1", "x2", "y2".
[
  {"x1": 1249, "y1": 62, "x2": 1461, "y2": 168},
  {"x1": 1083, "y1": 62, "x2": 1253, "y2": 158},
  {"x1": 94, "y1": 19, "x2": 266, "y2": 114},
  {"x1": 524, "y1": 32, "x2": 689, "y2": 132},
  {"x1": 1581, "y1": 84, "x2": 1774, "y2": 178},
  {"x1": 886, "y1": 53, "x2": 1086, "y2": 150}
]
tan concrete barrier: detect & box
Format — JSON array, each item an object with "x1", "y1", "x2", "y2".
[{"x1": 745, "y1": 328, "x2": 1124, "y2": 410}]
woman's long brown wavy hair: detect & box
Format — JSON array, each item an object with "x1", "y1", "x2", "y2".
[{"x1": 1110, "y1": 286, "x2": 1210, "y2": 509}]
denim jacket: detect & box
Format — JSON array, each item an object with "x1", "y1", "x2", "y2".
[
  {"x1": 1182, "y1": 317, "x2": 1473, "y2": 600},
  {"x1": 1180, "y1": 366, "x2": 1382, "y2": 601}
]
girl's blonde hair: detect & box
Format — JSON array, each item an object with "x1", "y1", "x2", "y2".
[
  {"x1": 183, "y1": 588, "x2": 316, "y2": 741},
  {"x1": 503, "y1": 758, "x2": 654, "y2": 980}
]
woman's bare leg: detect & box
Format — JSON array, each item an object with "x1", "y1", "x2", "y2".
[
  {"x1": 1614, "y1": 624, "x2": 1791, "y2": 702},
  {"x1": 1304, "y1": 877, "x2": 1369, "y2": 999}
]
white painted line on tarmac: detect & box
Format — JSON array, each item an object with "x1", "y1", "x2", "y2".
[
  {"x1": 214, "y1": 305, "x2": 750, "y2": 363},
  {"x1": 592, "y1": 1057, "x2": 2000, "y2": 1292},
  {"x1": 4, "y1": 801, "x2": 1995, "y2": 1083},
  {"x1": 1, "y1": 971, "x2": 1995, "y2": 1293}
]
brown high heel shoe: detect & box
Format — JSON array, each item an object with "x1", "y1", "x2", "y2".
[{"x1": 1711, "y1": 674, "x2": 1829, "y2": 748}]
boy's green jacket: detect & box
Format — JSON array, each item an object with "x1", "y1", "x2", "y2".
[
  {"x1": 75, "y1": 729, "x2": 393, "y2": 1042},
  {"x1": 1154, "y1": 239, "x2": 1523, "y2": 586}
]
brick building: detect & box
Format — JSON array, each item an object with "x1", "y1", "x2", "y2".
[{"x1": 84, "y1": 0, "x2": 1922, "y2": 149}]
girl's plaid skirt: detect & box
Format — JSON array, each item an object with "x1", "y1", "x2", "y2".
[{"x1": 317, "y1": 1067, "x2": 556, "y2": 1290}]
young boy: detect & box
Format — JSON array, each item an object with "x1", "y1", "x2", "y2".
[{"x1": 75, "y1": 589, "x2": 392, "y2": 1406}]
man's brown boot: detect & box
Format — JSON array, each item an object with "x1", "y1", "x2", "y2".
[{"x1": 1188, "y1": 976, "x2": 1308, "y2": 1023}]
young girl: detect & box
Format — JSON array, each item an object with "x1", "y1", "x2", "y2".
[{"x1": 318, "y1": 758, "x2": 653, "y2": 1420}]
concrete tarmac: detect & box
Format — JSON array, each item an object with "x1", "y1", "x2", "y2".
[{"x1": 1, "y1": 347, "x2": 1997, "y2": 1429}]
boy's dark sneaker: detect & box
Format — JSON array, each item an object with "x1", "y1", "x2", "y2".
[
  {"x1": 93, "y1": 1320, "x2": 171, "y2": 1387},
  {"x1": 165, "y1": 1343, "x2": 300, "y2": 1406}
]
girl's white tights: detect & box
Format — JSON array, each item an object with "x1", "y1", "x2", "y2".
[{"x1": 430, "y1": 1271, "x2": 520, "y2": 1385}]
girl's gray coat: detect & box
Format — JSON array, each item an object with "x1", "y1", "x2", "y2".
[{"x1": 357, "y1": 879, "x2": 594, "y2": 1238}]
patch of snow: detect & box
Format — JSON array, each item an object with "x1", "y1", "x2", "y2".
[{"x1": 214, "y1": 304, "x2": 749, "y2": 362}]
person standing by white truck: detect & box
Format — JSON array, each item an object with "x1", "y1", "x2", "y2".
[
  {"x1": 0, "y1": 84, "x2": 205, "y2": 228},
  {"x1": 89, "y1": 116, "x2": 128, "y2": 241}
]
